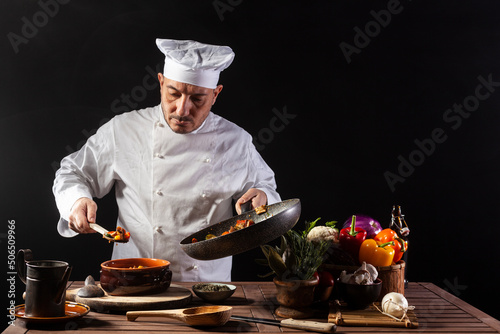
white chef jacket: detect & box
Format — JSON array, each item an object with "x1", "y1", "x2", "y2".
[{"x1": 53, "y1": 104, "x2": 281, "y2": 282}]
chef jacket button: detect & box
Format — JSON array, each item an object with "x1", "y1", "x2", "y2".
[
  {"x1": 192, "y1": 264, "x2": 198, "y2": 270},
  {"x1": 201, "y1": 192, "x2": 207, "y2": 198},
  {"x1": 154, "y1": 153, "x2": 164, "y2": 159},
  {"x1": 155, "y1": 226, "x2": 162, "y2": 233},
  {"x1": 156, "y1": 121, "x2": 164, "y2": 127},
  {"x1": 204, "y1": 157, "x2": 211, "y2": 163},
  {"x1": 156, "y1": 190, "x2": 163, "y2": 196}
]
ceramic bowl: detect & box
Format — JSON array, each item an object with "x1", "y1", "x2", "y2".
[
  {"x1": 100, "y1": 258, "x2": 172, "y2": 296},
  {"x1": 192, "y1": 283, "x2": 236, "y2": 303},
  {"x1": 336, "y1": 278, "x2": 382, "y2": 309}
]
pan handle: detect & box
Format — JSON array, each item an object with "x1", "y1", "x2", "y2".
[{"x1": 240, "y1": 201, "x2": 252, "y2": 213}]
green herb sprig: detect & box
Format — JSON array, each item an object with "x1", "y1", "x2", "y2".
[{"x1": 257, "y1": 218, "x2": 331, "y2": 281}]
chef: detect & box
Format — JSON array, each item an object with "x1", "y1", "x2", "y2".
[{"x1": 53, "y1": 38, "x2": 281, "y2": 282}]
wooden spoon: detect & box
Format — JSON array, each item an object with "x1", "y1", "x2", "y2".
[
  {"x1": 89, "y1": 223, "x2": 128, "y2": 243},
  {"x1": 126, "y1": 306, "x2": 232, "y2": 327}
]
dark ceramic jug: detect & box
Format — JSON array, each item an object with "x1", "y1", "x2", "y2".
[{"x1": 17, "y1": 249, "x2": 72, "y2": 318}]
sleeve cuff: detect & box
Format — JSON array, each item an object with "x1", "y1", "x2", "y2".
[
  {"x1": 55, "y1": 188, "x2": 93, "y2": 222},
  {"x1": 57, "y1": 217, "x2": 78, "y2": 238},
  {"x1": 257, "y1": 187, "x2": 281, "y2": 205}
]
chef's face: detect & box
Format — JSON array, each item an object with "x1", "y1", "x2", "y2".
[{"x1": 158, "y1": 73, "x2": 223, "y2": 134}]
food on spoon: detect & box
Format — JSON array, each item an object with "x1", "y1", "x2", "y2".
[{"x1": 105, "y1": 226, "x2": 130, "y2": 242}]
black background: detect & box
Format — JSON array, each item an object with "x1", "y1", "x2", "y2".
[{"x1": 2, "y1": 0, "x2": 500, "y2": 327}]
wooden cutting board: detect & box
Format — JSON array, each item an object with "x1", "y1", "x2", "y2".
[
  {"x1": 328, "y1": 301, "x2": 418, "y2": 328},
  {"x1": 66, "y1": 284, "x2": 192, "y2": 313}
]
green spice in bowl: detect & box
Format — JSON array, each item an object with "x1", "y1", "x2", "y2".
[{"x1": 192, "y1": 283, "x2": 236, "y2": 303}]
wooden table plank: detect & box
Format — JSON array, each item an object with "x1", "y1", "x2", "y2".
[
  {"x1": 238, "y1": 284, "x2": 284, "y2": 332},
  {"x1": 3, "y1": 281, "x2": 499, "y2": 333},
  {"x1": 419, "y1": 282, "x2": 500, "y2": 332}
]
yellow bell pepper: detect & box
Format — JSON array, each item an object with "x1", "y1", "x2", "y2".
[{"x1": 358, "y1": 239, "x2": 395, "y2": 267}]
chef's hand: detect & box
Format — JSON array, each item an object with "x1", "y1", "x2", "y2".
[
  {"x1": 235, "y1": 188, "x2": 267, "y2": 214},
  {"x1": 68, "y1": 197, "x2": 98, "y2": 234}
]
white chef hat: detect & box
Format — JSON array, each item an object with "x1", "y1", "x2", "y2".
[{"x1": 156, "y1": 38, "x2": 235, "y2": 89}]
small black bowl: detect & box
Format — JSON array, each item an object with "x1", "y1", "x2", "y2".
[
  {"x1": 192, "y1": 283, "x2": 236, "y2": 303},
  {"x1": 336, "y1": 278, "x2": 382, "y2": 309}
]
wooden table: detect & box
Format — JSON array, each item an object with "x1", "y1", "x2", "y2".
[{"x1": 4, "y1": 281, "x2": 500, "y2": 333}]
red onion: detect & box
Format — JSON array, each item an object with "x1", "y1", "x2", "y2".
[{"x1": 342, "y1": 215, "x2": 382, "y2": 239}]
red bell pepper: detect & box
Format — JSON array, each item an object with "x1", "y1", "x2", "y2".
[
  {"x1": 374, "y1": 228, "x2": 407, "y2": 263},
  {"x1": 339, "y1": 215, "x2": 367, "y2": 261}
]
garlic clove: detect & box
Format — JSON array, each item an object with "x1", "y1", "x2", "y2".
[
  {"x1": 339, "y1": 270, "x2": 353, "y2": 283},
  {"x1": 364, "y1": 262, "x2": 378, "y2": 281},
  {"x1": 353, "y1": 269, "x2": 372, "y2": 285}
]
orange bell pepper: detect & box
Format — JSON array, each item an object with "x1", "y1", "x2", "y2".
[
  {"x1": 374, "y1": 228, "x2": 407, "y2": 263},
  {"x1": 358, "y1": 238, "x2": 395, "y2": 267}
]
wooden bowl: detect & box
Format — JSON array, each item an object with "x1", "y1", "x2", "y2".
[{"x1": 100, "y1": 258, "x2": 172, "y2": 296}]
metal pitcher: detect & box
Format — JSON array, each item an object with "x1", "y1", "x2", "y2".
[{"x1": 17, "y1": 249, "x2": 72, "y2": 318}]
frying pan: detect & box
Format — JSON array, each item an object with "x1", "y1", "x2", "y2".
[{"x1": 180, "y1": 198, "x2": 301, "y2": 260}]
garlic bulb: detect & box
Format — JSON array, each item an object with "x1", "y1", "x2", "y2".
[
  {"x1": 363, "y1": 262, "x2": 378, "y2": 281},
  {"x1": 340, "y1": 262, "x2": 380, "y2": 285},
  {"x1": 381, "y1": 292, "x2": 414, "y2": 319},
  {"x1": 339, "y1": 270, "x2": 353, "y2": 283},
  {"x1": 352, "y1": 261, "x2": 379, "y2": 285},
  {"x1": 352, "y1": 268, "x2": 372, "y2": 284}
]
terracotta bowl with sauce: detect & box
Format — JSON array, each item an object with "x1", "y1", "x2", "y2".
[{"x1": 100, "y1": 258, "x2": 172, "y2": 296}]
